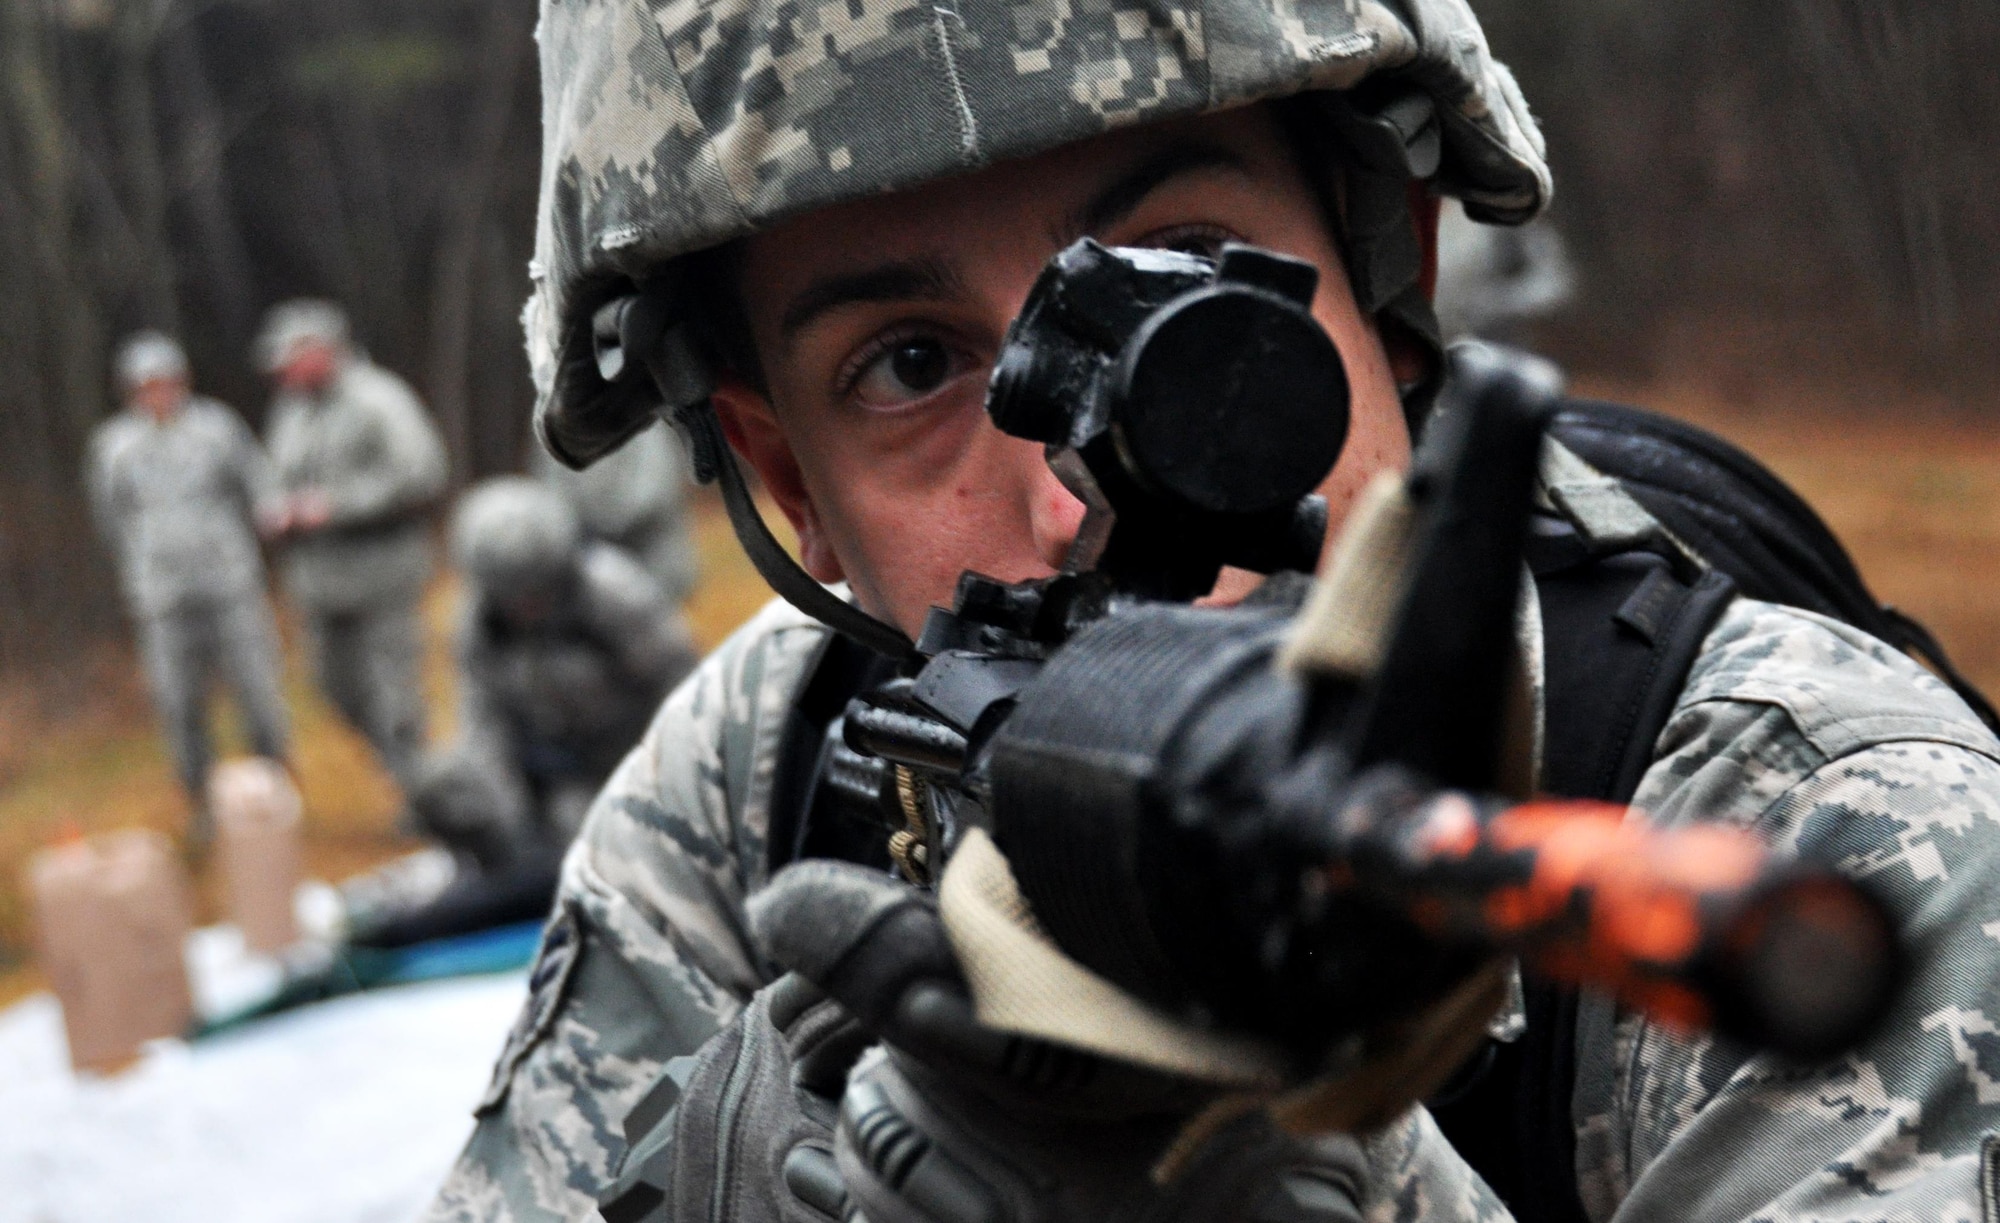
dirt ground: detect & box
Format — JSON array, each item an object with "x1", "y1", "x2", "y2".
[
  {"x1": 3, "y1": 380, "x2": 1997, "y2": 1005},
  {"x1": 1574, "y1": 373, "x2": 2000, "y2": 694}
]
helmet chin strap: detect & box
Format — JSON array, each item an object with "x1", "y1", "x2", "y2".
[
  {"x1": 616, "y1": 291, "x2": 919, "y2": 663},
  {"x1": 583, "y1": 287, "x2": 920, "y2": 662},
  {"x1": 673, "y1": 398, "x2": 919, "y2": 664}
]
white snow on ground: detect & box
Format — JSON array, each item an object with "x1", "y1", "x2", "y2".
[{"x1": 0, "y1": 971, "x2": 526, "y2": 1223}]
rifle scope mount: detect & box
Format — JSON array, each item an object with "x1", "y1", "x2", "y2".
[{"x1": 986, "y1": 239, "x2": 1351, "y2": 602}]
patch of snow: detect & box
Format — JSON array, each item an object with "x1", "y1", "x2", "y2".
[
  {"x1": 185, "y1": 924, "x2": 287, "y2": 1021},
  {"x1": 0, "y1": 970, "x2": 526, "y2": 1223}
]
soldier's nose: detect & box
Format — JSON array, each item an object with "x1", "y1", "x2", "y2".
[{"x1": 1029, "y1": 464, "x2": 1087, "y2": 573}]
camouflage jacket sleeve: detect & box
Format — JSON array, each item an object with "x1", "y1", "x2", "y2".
[
  {"x1": 321, "y1": 364, "x2": 450, "y2": 528},
  {"x1": 426, "y1": 598, "x2": 831, "y2": 1222},
  {"x1": 1569, "y1": 597, "x2": 2000, "y2": 1223},
  {"x1": 215, "y1": 399, "x2": 280, "y2": 524},
  {"x1": 576, "y1": 542, "x2": 699, "y2": 698},
  {"x1": 83, "y1": 418, "x2": 134, "y2": 561}
]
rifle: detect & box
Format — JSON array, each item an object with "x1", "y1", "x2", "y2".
[{"x1": 831, "y1": 238, "x2": 1899, "y2": 1072}]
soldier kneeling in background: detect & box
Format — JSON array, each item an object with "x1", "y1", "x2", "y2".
[{"x1": 358, "y1": 477, "x2": 697, "y2": 945}]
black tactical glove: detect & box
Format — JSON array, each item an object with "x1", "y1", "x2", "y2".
[
  {"x1": 834, "y1": 1044, "x2": 1365, "y2": 1223},
  {"x1": 746, "y1": 860, "x2": 1368, "y2": 1223},
  {"x1": 597, "y1": 972, "x2": 871, "y2": 1223}
]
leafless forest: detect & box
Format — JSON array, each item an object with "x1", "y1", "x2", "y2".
[
  {"x1": 0, "y1": 0, "x2": 540, "y2": 691},
  {"x1": 2, "y1": 0, "x2": 1995, "y2": 695}
]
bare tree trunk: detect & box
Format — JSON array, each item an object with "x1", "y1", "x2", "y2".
[
  {"x1": 425, "y1": 0, "x2": 530, "y2": 481},
  {"x1": 160, "y1": 20, "x2": 259, "y2": 353},
  {"x1": 0, "y1": 118, "x2": 57, "y2": 473},
  {"x1": 1785, "y1": 2, "x2": 1953, "y2": 341},
  {"x1": 111, "y1": 0, "x2": 180, "y2": 332},
  {"x1": 2, "y1": 0, "x2": 105, "y2": 442}
]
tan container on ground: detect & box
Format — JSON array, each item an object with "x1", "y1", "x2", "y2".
[
  {"x1": 26, "y1": 829, "x2": 195, "y2": 1072},
  {"x1": 210, "y1": 757, "x2": 304, "y2": 953}
]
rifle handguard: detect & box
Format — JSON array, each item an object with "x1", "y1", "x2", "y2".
[{"x1": 1336, "y1": 785, "x2": 1902, "y2": 1060}]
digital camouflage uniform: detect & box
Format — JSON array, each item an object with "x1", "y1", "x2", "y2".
[
  {"x1": 531, "y1": 422, "x2": 701, "y2": 604},
  {"x1": 432, "y1": 460, "x2": 2000, "y2": 1221},
  {"x1": 86, "y1": 393, "x2": 291, "y2": 807},
  {"x1": 265, "y1": 353, "x2": 448, "y2": 787}
]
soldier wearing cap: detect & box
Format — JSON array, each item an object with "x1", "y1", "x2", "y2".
[
  {"x1": 429, "y1": 2, "x2": 2000, "y2": 1221},
  {"x1": 403, "y1": 477, "x2": 696, "y2": 892},
  {"x1": 87, "y1": 332, "x2": 291, "y2": 848},
  {"x1": 258, "y1": 300, "x2": 448, "y2": 790}
]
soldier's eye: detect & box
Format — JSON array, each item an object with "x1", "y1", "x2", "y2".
[
  {"x1": 1131, "y1": 222, "x2": 1238, "y2": 261},
  {"x1": 846, "y1": 333, "x2": 971, "y2": 411},
  {"x1": 888, "y1": 340, "x2": 949, "y2": 391}
]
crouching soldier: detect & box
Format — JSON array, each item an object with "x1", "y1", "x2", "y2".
[
  {"x1": 86, "y1": 332, "x2": 292, "y2": 851},
  {"x1": 369, "y1": 477, "x2": 697, "y2": 945}
]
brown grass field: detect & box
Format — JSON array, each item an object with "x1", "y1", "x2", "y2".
[{"x1": 2, "y1": 377, "x2": 1996, "y2": 1006}]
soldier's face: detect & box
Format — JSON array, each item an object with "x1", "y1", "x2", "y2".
[
  {"x1": 713, "y1": 106, "x2": 1421, "y2": 637},
  {"x1": 497, "y1": 588, "x2": 560, "y2": 629},
  {"x1": 275, "y1": 341, "x2": 340, "y2": 395},
  {"x1": 130, "y1": 375, "x2": 189, "y2": 421}
]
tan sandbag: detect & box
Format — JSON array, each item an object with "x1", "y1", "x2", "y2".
[
  {"x1": 209, "y1": 757, "x2": 303, "y2": 953},
  {"x1": 26, "y1": 829, "x2": 195, "y2": 1072}
]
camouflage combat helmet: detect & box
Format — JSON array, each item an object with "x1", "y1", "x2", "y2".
[
  {"x1": 255, "y1": 299, "x2": 351, "y2": 374},
  {"x1": 452, "y1": 476, "x2": 585, "y2": 592},
  {"x1": 115, "y1": 331, "x2": 189, "y2": 390},
  {"x1": 529, "y1": 0, "x2": 1551, "y2": 656},
  {"x1": 532, "y1": 0, "x2": 1550, "y2": 463}
]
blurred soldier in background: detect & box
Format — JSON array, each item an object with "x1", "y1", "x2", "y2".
[
  {"x1": 1433, "y1": 198, "x2": 1576, "y2": 344},
  {"x1": 86, "y1": 332, "x2": 291, "y2": 850},
  {"x1": 530, "y1": 420, "x2": 700, "y2": 604},
  {"x1": 257, "y1": 300, "x2": 448, "y2": 790},
  {"x1": 366, "y1": 477, "x2": 695, "y2": 944}
]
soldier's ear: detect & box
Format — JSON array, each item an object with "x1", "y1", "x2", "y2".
[
  {"x1": 1412, "y1": 184, "x2": 1440, "y2": 302},
  {"x1": 709, "y1": 376, "x2": 847, "y2": 584},
  {"x1": 1383, "y1": 183, "x2": 1442, "y2": 390}
]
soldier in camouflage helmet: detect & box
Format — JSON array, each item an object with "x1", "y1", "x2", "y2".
[
  {"x1": 87, "y1": 332, "x2": 292, "y2": 850},
  {"x1": 431, "y1": 2, "x2": 2000, "y2": 1221},
  {"x1": 403, "y1": 476, "x2": 697, "y2": 888},
  {"x1": 258, "y1": 300, "x2": 448, "y2": 791}
]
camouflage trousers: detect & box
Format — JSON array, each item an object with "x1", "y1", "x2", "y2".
[
  {"x1": 137, "y1": 595, "x2": 291, "y2": 811},
  {"x1": 303, "y1": 602, "x2": 427, "y2": 790}
]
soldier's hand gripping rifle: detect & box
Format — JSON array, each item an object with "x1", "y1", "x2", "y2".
[{"x1": 836, "y1": 239, "x2": 1901, "y2": 1073}]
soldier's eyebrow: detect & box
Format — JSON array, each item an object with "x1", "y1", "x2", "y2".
[
  {"x1": 1057, "y1": 143, "x2": 1251, "y2": 243},
  {"x1": 779, "y1": 255, "x2": 970, "y2": 341}
]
